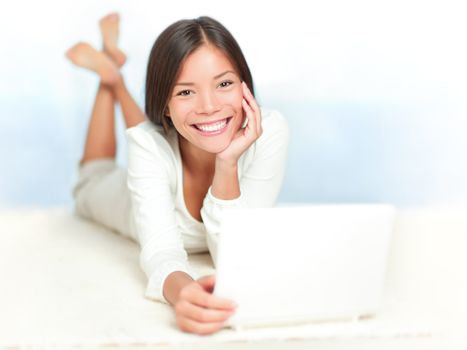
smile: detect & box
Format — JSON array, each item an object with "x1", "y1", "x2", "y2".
[{"x1": 191, "y1": 117, "x2": 233, "y2": 136}]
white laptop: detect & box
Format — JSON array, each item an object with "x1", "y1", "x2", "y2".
[{"x1": 213, "y1": 204, "x2": 396, "y2": 330}]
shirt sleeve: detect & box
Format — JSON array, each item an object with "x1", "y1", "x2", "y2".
[
  {"x1": 200, "y1": 110, "x2": 290, "y2": 266},
  {"x1": 126, "y1": 126, "x2": 200, "y2": 305}
]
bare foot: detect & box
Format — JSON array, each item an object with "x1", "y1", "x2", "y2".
[
  {"x1": 65, "y1": 42, "x2": 120, "y2": 85},
  {"x1": 99, "y1": 12, "x2": 127, "y2": 67}
]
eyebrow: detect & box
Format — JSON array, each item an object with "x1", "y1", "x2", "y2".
[{"x1": 174, "y1": 70, "x2": 236, "y2": 87}]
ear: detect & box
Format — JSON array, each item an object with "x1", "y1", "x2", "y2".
[{"x1": 164, "y1": 107, "x2": 170, "y2": 118}]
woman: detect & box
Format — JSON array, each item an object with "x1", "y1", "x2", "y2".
[{"x1": 67, "y1": 13, "x2": 289, "y2": 335}]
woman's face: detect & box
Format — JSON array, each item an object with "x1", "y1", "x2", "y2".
[{"x1": 166, "y1": 44, "x2": 245, "y2": 154}]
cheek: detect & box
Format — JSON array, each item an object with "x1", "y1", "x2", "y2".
[
  {"x1": 220, "y1": 88, "x2": 243, "y2": 111},
  {"x1": 170, "y1": 100, "x2": 190, "y2": 115},
  {"x1": 168, "y1": 101, "x2": 192, "y2": 126}
]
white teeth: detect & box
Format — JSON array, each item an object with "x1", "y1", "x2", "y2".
[{"x1": 195, "y1": 118, "x2": 228, "y2": 132}]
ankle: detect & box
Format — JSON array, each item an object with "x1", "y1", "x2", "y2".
[
  {"x1": 108, "y1": 74, "x2": 126, "y2": 97},
  {"x1": 101, "y1": 71, "x2": 123, "y2": 90}
]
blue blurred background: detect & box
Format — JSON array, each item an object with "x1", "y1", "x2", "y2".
[{"x1": 1, "y1": 0, "x2": 466, "y2": 209}]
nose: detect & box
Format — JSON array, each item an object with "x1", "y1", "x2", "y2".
[{"x1": 196, "y1": 89, "x2": 221, "y2": 115}]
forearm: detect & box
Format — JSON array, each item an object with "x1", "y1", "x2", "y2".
[
  {"x1": 163, "y1": 271, "x2": 195, "y2": 305},
  {"x1": 211, "y1": 160, "x2": 240, "y2": 200}
]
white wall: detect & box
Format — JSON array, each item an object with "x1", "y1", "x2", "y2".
[{"x1": 0, "y1": 0, "x2": 466, "y2": 208}]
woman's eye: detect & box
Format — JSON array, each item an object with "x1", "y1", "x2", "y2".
[
  {"x1": 176, "y1": 81, "x2": 232, "y2": 96},
  {"x1": 219, "y1": 81, "x2": 233, "y2": 88},
  {"x1": 177, "y1": 90, "x2": 192, "y2": 96}
]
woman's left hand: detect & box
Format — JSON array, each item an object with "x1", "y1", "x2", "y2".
[{"x1": 215, "y1": 81, "x2": 263, "y2": 165}]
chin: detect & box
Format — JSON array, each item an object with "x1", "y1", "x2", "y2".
[{"x1": 198, "y1": 139, "x2": 231, "y2": 154}]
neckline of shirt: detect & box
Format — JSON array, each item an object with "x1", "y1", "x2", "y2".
[{"x1": 171, "y1": 131, "x2": 205, "y2": 226}]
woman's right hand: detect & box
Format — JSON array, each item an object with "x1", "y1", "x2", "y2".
[{"x1": 174, "y1": 274, "x2": 237, "y2": 335}]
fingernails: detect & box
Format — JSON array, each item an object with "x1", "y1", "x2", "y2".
[{"x1": 241, "y1": 116, "x2": 249, "y2": 129}]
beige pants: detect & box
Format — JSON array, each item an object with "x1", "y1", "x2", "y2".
[{"x1": 72, "y1": 158, "x2": 138, "y2": 243}]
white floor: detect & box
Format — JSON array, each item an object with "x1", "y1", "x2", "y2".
[{"x1": 1, "y1": 206, "x2": 466, "y2": 349}]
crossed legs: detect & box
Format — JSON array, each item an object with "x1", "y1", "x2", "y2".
[
  {"x1": 65, "y1": 12, "x2": 145, "y2": 166},
  {"x1": 65, "y1": 13, "x2": 143, "y2": 240}
]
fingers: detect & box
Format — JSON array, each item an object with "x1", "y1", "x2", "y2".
[
  {"x1": 241, "y1": 82, "x2": 256, "y2": 134},
  {"x1": 175, "y1": 276, "x2": 237, "y2": 335},
  {"x1": 242, "y1": 81, "x2": 262, "y2": 136},
  {"x1": 176, "y1": 299, "x2": 235, "y2": 323},
  {"x1": 181, "y1": 275, "x2": 237, "y2": 310},
  {"x1": 241, "y1": 98, "x2": 254, "y2": 133},
  {"x1": 196, "y1": 274, "x2": 216, "y2": 293},
  {"x1": 182, "y1": 285, "x2": 237, "y2": 310}
]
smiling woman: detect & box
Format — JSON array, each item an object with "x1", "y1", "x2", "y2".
[
  {"x1": 66, "y1": 14, "x2": 289, "y2": 335},
  {"x1": 164, "y1": 47, "x2": 246, "y2": 155}
]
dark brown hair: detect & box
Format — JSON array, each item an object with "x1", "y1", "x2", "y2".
[{"x1": 145, "y1": 16, "x2": 255, "y2": 134}]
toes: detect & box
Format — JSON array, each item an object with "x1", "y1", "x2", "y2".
[{"x1": 99, "y1": 12, "x2": 119, "y2": 25}]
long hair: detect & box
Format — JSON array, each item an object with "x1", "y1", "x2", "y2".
[{"x1": 145, "y1": 16, "x2": 255, "y2": 134}]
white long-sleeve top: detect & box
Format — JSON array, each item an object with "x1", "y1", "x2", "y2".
[{"x1": 125, "y1": 107, "x2": 289, "y2": 304}]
